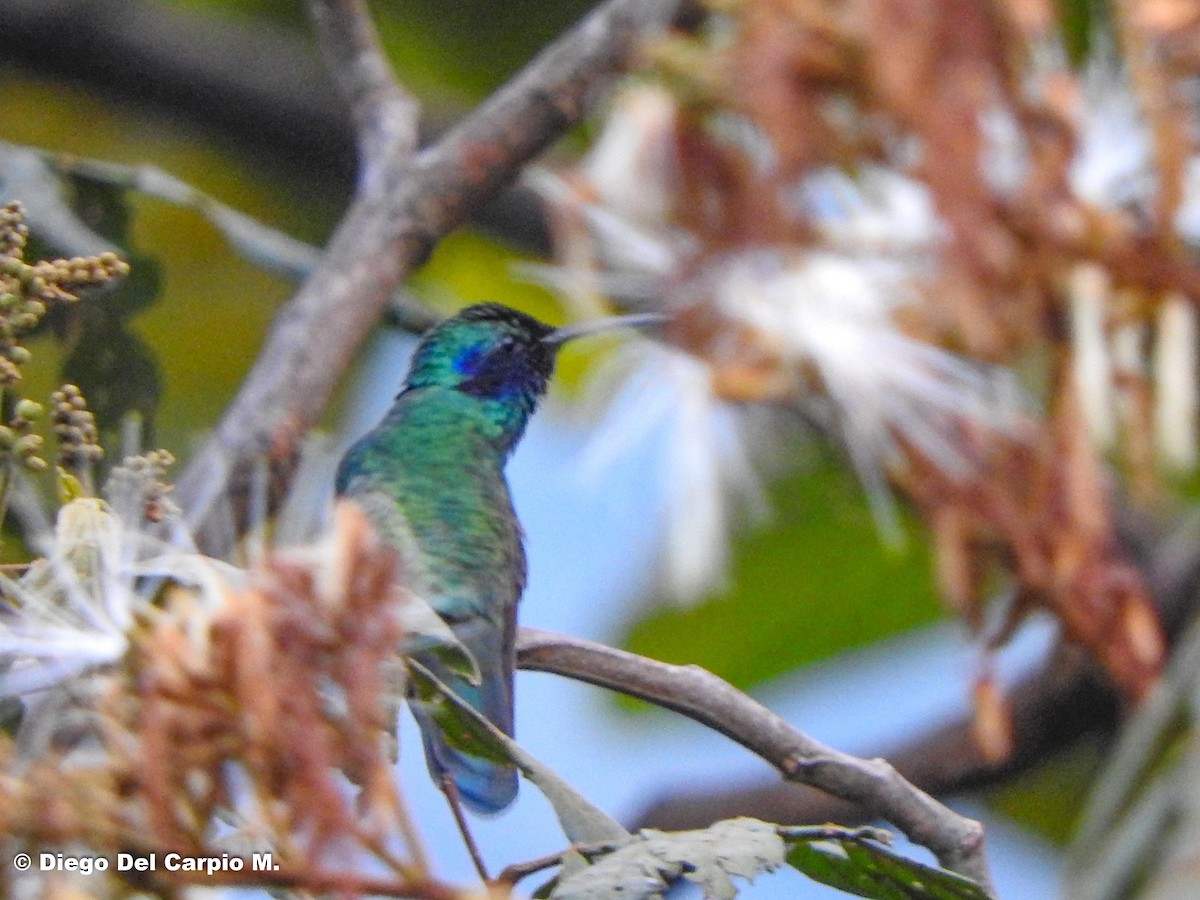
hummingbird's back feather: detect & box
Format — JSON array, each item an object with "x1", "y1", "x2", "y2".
[
  {"x1": 337, "y1": 386, "x2": 524, "y2": 814},
  {"x1": 336, "y1": 388, "x2": 528, "y2": 611}
]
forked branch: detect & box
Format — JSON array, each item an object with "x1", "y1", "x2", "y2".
[
  {"x1": 176, "y1": 0, "x2": 680, "y2": 549},
  {"x1": 515, "y1": 627, "x2": 995, "y2": 895}
]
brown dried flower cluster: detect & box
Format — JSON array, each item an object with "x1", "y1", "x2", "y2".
[
  {"x1": 0, "y1": 503, "x2": 465, "y2": 898},
  {"x1": 536, "y1": 0, "x2": 1200, "y2": 748}
]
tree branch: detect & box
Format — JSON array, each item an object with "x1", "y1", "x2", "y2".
[
  {"x1": 3, "y1": 0, "x2": 558, "y2": 254},
  {"x1": 175, "y1": 0, "x2": 680, "y2": 550},
  {"x1": 305, "y1": 0, "x2": 420, "y2": 186},
  {"x1": 629, "y1": 508, "x2": 1200, "y2": 834},
  {"x1": 633, "y1": 644, "x2": 1114, "y2": 833},
  {"x1": 515, "y1": 627, "x2": 996, "y2": 894}
]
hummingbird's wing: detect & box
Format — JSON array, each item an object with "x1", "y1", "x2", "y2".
[
  {"x1": 410, "y1": 606, "x2": 519, "y2": 815},
  {"x1": 337, "y1": 424, "x2": 524, "y2": 814},
  {"x1": 340, "y1": 482, "x2": 522, "y2": 814}
]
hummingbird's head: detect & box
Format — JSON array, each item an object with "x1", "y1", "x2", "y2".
[
  {"x1": 405, "y1": 303, "x2": 559, "y2": 402},
  {"x1": 403, "y1": 303, "x2": 664, "y2": 453}
]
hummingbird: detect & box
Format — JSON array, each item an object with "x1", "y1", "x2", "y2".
[{"x1": 335, "y1": 302, "x2": 662, "y2": 814}]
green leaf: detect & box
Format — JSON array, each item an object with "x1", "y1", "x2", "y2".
[
  {"x1": 61, "y1": 317, "x2": 162, "y2": 438},
  {"x1": 408, "y1": 662, "x2": 629, "y2": 844},
  {"x1": 785, "y1": 832, "x2": 990, "y2": 900},
  {"x1": 1056, "y1": 0, "x2": 1108, "y2": 68},
  {"x1": 55, "y1": 172, "x2": 165, "y2": 438},
  {"x1": 552, "y1": 817, "x2": 787, "y2": 900},
  {"x1": 64, "y1": 172, "x2": 137, "y2": 247}
]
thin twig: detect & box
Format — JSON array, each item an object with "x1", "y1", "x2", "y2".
[
  {"x1": 0, "y1": 143, "x2": 117, "y2": 258},
  {"x1": 305, "y1": 0, "x2": 420, "y2": 188},
  {"x1": 439, "y1": 773, "x2": 490, "y2": 883},
  {"x1": 176, "y1": 0, "x2": 680, "y2": 553},
  {"x1": 34, "y1": 148, "x2": 320, "y2": 280},
  {"x1": 498, "y1": 846, "x2": 577, "y2": 886},
  {"x1": 515, "y1": 626, "x2": 996, "y2": 895}
]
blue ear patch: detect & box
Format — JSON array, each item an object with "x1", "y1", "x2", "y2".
[{"x1": 453, "y1": 344, "x2": 484, "y2": 375}]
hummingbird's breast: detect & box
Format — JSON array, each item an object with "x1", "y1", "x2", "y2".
[{"x1": 336, "y1": 388, "x2": 527, "y2": 620}]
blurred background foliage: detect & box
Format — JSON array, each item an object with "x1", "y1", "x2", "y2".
[
  {"x1": 0, "y1": 0, "x2": 1126, "y2": 879},
  {"x1": 0, "y1": 73, "x2": 303, "y2": 451}
]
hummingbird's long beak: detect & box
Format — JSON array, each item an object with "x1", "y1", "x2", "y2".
[{"x1": 543, "y1": 311, "x2": 668, "y2": 347}]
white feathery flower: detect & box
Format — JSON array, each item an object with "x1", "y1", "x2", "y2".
[
  {"x1": 712, "y1": 249, "x2": 1022, "y2": 540},
  {"x1": 1112, "y1": 315, "x2": 1148, "y2": 424},
  {"x1": 1068, "y1": 264, "x2": 1117, "y2": 448},
  {"x1": 1060, "y1": 61, "x2": 1200, "y2": 467},
  {"x1": 1174, "y1": 157, "x2": 1200, "y2": 245},
  {"x1": 532, "y1": 90, "x2": 1025, "y2": 594},
  {"x1": 0, "y1": 497, "x2": 235, "y2": 698},
  {"x1": 984, "y1": 31, "x2": 1200, "y2": 244},
  {"x1": 980, "y1": 105, "x2": 1032, "y2": 198},
  {"x1": 1155, "y1": 294, "x2": 1200, "y2": 470},
  {"x1": 579, "y1": 83, "x2": 680, "y2": 233},
  {"x1": 578, "y1": 342, "x2": 772, "y2": 602},
  {"x1": 576, "y1": 246, "x2": 1021, "y2": 598},
  {"x1": 986, "y1": 56, "x2": 1176, "y2": 221},
  {"x1": 518, "y1": 164, "x2": 679, "y2": 316},
  {"x1": 527, "y1": 167, "x2": 684, "y2": 282},
  {"x1": 1070, "y1": 65, "x2": 1155, "y2": 213},
  {"x1": 795, "y1": 164, "x2": 943, "y2": 254},
  {"x1": 520, "y1": 84, "x2": 697, "y2": 316}
]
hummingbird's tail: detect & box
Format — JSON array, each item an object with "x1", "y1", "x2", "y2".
[{"x1": 411, "y1": 624, "x2": 518, "y2": 815}]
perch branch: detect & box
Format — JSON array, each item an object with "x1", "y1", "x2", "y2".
[
  {"x1": 176, "y1": 0, "x2": 679, "y2": 551},
  {"x1": 634, "y1": 644, "x2": 1114, "y2": 832},
  {"x1": 515, "y1": 626, "x2": 995, "y2": 895},
  {"x1": 630, "y1": 507, "x2": 1200, "y2": 831}
]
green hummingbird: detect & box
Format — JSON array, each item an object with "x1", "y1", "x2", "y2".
[{"x1": 335, "y1": 302, "x2": 661, "y2": 814}]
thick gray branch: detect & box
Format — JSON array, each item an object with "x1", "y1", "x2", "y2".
[
  {"x1": 515, "y1": 627, "x2": 996, "y2": 895},
  {"x1": 176, "y1": 0, "x2": 680, "y2": 545}
]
